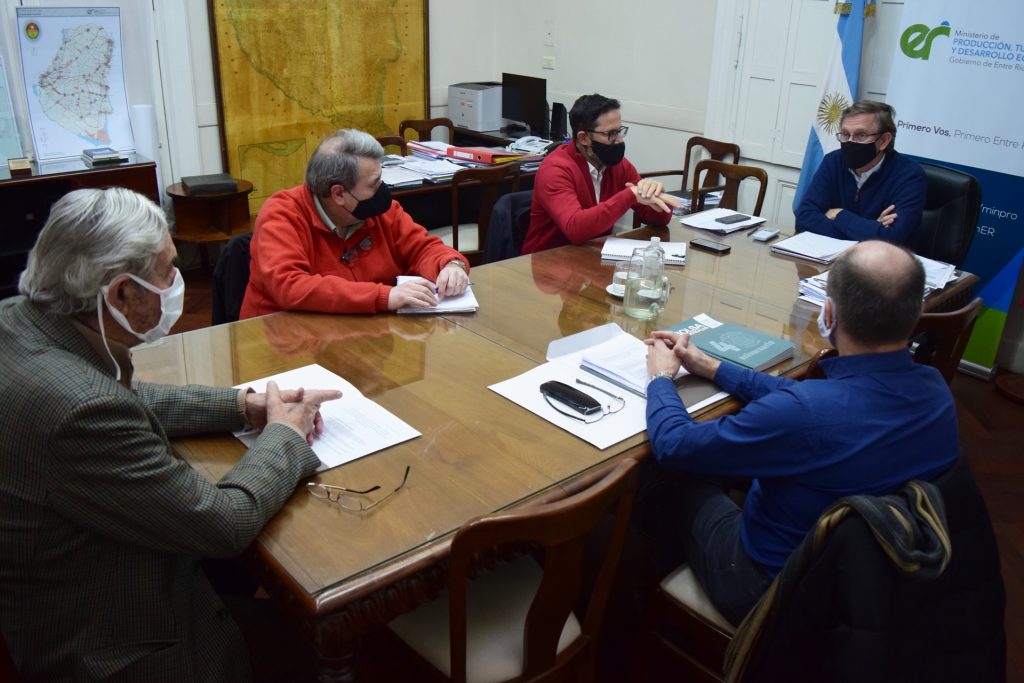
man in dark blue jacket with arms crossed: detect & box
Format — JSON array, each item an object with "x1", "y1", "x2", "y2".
[{"x1": 795, "y1": 100, "x2": 926, "y2": 246}]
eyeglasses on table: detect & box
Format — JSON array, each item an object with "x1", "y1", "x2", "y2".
[{"x1": 307, "y1": 465, "x2": 411, "y2": 512}]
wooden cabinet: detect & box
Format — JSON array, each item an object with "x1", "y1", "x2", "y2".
[{"x1": 0, "y1": 156, "x2": 158, "y2": 298}]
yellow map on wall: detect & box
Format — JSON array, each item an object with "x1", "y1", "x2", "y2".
[{"x1": 212, "y1": 1, "x2": 427, "y2": 214}]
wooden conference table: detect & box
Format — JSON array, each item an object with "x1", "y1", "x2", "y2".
[{"x1": 132, "y1": 218, "x2": 976, "y2": 679}]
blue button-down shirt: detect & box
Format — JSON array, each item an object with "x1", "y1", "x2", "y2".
[{"x1": 646, "y1": 350, "x2": 959, "y2": 575}]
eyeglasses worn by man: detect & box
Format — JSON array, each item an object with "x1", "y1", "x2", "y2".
[
  {"x1": 521, "y1": 93, "x2": 681, "y2": 255},
  {"x1": 794, "y1": 99, "x2": 928, "y2": 246}
]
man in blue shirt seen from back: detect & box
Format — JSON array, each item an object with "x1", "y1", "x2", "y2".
[
  {"x1": 644, "y1": 240, "x2": 958, "y2": 626},
  {"x1": 795, "y1": 100, "x2": 927, "y2": 246}
]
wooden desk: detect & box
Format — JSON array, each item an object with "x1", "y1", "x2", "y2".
[
  {"x1": 133, "y1": 312, "x2": 647, "y2": 678},
  {"x1": 131, "y1": 232, "x2": 976, "y2": 679}
]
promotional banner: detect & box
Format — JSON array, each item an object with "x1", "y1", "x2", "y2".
[{"x1": 887, "y1": 0, "x2": 1024, "y2": 370}]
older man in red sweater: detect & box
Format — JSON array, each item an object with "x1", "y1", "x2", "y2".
[
  {"x1": 521, "y1": 94, "x2": 678, "y2": 254},
  {"x1": 240, "y1": 129, "x2": 469, "y2": 317}
]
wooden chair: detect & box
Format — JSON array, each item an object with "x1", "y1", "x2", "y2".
[
  {"x1": 911, "y1": 297, "x2": 982, "y2": 385},
  {"x1": 429, "y1": 162, "x2": 521, "y2": 266},
  {"x1": 633, "y1": 136, "x2": 740, "y2": 227},
  {"x1": 376, "y1": 135, "x2": 408, "y2": 156},
  {"x1": 388, "y1": 458, "x2": 639, "y2": 683},
  {"x1": 691, "y1": 160, "x2": 767, "y2": 216},
  {"x1": 400, "y1": 117, "x2": 457, "y2": 143},
  {"x1": 805, "y1": 297, "x2": 982, "y2": 385},
  {"x1": 803, "y1": 347, "x2": 838, "y2": 380}
]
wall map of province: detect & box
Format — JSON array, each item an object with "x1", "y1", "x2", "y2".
[
  {"x1": 36, "y1": 23, "x2": 115, "y2": 144},
  {"x1": 213, "y1": 0, "x2": 427, "y2": 211}
]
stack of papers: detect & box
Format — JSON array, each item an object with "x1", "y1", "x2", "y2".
[
  {"x1": 670, "y1": 189, "x2": 722, "y2": 214},
  {"x1": 488, "y1": 324, "x2": 728, "y2": 450},
  {"x1": 406, "y1": 140, "x2": 451, "y2": 159},
  {"x1": 797, "y1": 271, "x2": 830, "y2": 306},
  {"x1": 579, "y1": 332, "x2": 684, "y2": 397},
  {"x1": 400, "y1": 158, "x2": 465, "y2": 182},
  {"x1": 681, "y1": 207, "x2": 766, "y2": 233},
  {"x1": 600, "y1": 237, "x2": 686, "y2": 266},
  {"x1": 233, "y1": 364, "x2": 420, "y2": 472},
  {"x1": 916, "y1": 254, "x2": 957, "y2": 290},
  {"x1": 770, "y1": 232, "x2": 857, "y2": 264},
  {"x1": 381, "y1": 166, "x2": 425, "y2": 188},
  {"x1": 395, "y1": 276, "x2": 479, "y2": 314},
  {"x1": 798, "y1": 254, "x2": 959, "y2": 307}
]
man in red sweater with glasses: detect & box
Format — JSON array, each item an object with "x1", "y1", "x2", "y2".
[{"x1": 522, "y1": 94, "x2": 678, "y2": 254}]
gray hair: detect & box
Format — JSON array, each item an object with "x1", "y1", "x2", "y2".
[
  {"x1": 19, "y1": 187, "x2": 169, "y2": 315},
  {"x1": 841, "y1": 100, "x2": 898, "y2": 143},
  {"x1": 305, "y1": 129, "x2": 384, "y2": 197}
]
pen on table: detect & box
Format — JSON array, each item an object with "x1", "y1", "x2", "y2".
[{"x1": 746, "y1": 224, "x2": 760, "y2": 236}]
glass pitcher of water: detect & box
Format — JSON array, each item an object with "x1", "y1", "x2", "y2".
[{"x1": 623, "y1": 238, "x2": 670, "y2": 320}]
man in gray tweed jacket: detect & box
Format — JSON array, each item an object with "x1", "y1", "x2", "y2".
[{"x1": 0, "y1": 188, "x2": 341, "y2": 682}]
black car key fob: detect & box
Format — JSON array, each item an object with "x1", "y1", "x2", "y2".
[{"x1": 539, "y1": 380, "x2": 602, "y2": 415}]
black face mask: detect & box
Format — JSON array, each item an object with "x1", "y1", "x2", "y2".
[
  {"x1": 840, "y1": 140, "x2": 880, "y2": 171},
  {"x1": 349, "y1": 183, "x2": 392, "y2": 219},
  {"x1": 590, "y1": 140, "x2": 626, "y2": 167}
]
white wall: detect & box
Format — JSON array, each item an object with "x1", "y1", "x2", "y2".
[
  {"x1": 162, "y1": 0, "x2": 717, "y2": 184},
  {"x1": 3, "y1": 0, "x2": 714, "y2": 217}
]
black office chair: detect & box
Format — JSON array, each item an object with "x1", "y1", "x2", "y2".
[
  {"x1": 211, "y1": 232, "x2": 253, "y2": 325},
  {"x1": 483, "y1": 190, "x2": 533, "y2": 264},
  {"x1": 911, "y1": 162, "x2": 981, "y2": 268}
]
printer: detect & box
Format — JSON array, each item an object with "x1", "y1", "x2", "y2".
[{"x1": 448, "y1": 82, "x2": 502, "y2": 132}]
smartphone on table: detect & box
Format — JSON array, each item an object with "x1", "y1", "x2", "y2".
[
  {"x1": 714, "y1": 213, "x2": 749, "y2": 225},
  {"x1": 690, "y1": 238, "x2": 731, "y2": 255}
]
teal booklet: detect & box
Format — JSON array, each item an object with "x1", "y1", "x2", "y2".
[{"x1": 670, "y1": 313, "x2": 794, "y2": 372}]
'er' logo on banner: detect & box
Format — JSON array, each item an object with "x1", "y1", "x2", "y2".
[{"x1": 900, "y1": 21, "x2": 952, "y2": 59}]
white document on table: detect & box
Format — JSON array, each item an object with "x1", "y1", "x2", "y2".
[
  {"x1": 489, "y1": 354, "x2": 648, "y2": 450},
  {"x1": 493, "y1": 326, "x2": 726, "y2": 449},
  {"x1": 401, "y1": 158, "x2": 464, "y2": 179},
  {"x1": 395, "y1": 275, "x2": 479, "y2": 314},
  {"x1": 770, "y1": 232, "x2": 857, "y2": 264},
  {"x1": 914, "y1": 254, "x2": 957, "y2": 289},
  {"x1": 233, "y1": 364, "x2": 420, "y2": 472},
  {"x1": 382, "y1": 166, "x2": 425, "y2": 187},
  {"x1": 681, "y1": 207, "x2": 766, "y2": 233}
]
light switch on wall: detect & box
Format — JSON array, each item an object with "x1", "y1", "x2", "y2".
[{"x1": 542, "y1": 56, "x2": 555, "y2": 70}]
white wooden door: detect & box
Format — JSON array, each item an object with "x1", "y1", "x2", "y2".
[{"x1": 734, "y1": 0, "x2": 835, "y2": 168}]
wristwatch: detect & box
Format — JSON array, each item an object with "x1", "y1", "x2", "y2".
[
  {"x1": 648, "y1": 370, "x2": 675, "y2": 385},
  {"x1": 445, "y1": 259, "x2": 468, "y2": 272}
]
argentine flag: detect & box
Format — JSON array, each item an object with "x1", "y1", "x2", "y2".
[{"x1": 792, "y1": 1, "x2": 868, "y2": 211}]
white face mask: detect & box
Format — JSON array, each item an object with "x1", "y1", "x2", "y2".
[
  {"x1": 101, "y1": 269, "x2": 185, "y2": 344},
  {"x1": 817, "y1": 296, "x2": 837, "y2": 342}
]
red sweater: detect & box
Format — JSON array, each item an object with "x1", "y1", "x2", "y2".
[
  {"x1": 521, "y1": 143, "x2": 671, "y2": 254},
  {"x1": 240, "y1": 185, "x2": 468, "y2": 317}
]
